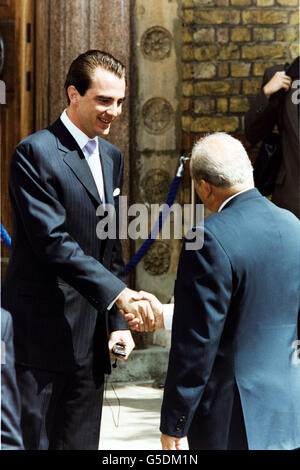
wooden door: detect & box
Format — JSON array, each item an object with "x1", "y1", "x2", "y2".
[{"x1": 0, "y1": 0, "x2": 35, "y2": 279}]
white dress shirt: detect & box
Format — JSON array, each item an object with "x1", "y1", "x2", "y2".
[
  {"x1": 162, "y1": 304, "x2": 174, "y2": 331},
  {"x1": 60, "y1": 109, "x2": 105, "y2": 203}
]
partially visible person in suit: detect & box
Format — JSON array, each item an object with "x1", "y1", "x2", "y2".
[
  {"x1": 125, "y1": 132, "x2": 300, "y2": 450},
  {"x1": 1, "y1": 50, "x2": 157, "y2": 450},
  {"x1": 245, "y1": 56, "x2": 300, "y2": 218},
  {"x1": 1, "y1": 308, "x2": 24, "y2": 450}
]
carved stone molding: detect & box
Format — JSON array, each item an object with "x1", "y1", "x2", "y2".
[
  {"x1": 141, "y1": 168, "x2": 171, "y2": 204},
  {"x1": 142, "y1": 97, "x2": 174, "y2": 134},
  {"x1": 143, "y1": 241, "x2": 171, "y2": 275},
  {"x1": 141, "y1": 26, "x2": 172, "y2": 62}
]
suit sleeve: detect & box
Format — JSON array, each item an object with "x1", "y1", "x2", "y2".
[
  {"x1": 9, "y1": 143, "x2": 126, "y2": 314},
  {"x1": 160, "y1": 227, "x2": 232, "y2": 437},
  {"x1": 244, "y1": 68, "x2": 281, "y2": 144}
]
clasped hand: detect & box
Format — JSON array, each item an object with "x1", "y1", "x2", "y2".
[
  {"x1": 116, "y1": 288, "x2": 163, "y2": 332},
  {"x1": 263, "y1": 71, "x2": 292, "y2": 99}
]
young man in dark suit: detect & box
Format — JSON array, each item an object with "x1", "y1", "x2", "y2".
[{"x1": 2, "y1": 50, "x2": 155, "y2": 450}]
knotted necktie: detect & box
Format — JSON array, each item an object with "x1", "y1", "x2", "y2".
[
  {"x1": 84, "y1": 139, "x2": 97, "y2": 155},
  {"x1": 83, "y1": 139, "x2": 105, "y2": 203}
]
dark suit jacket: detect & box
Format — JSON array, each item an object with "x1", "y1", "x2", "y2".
[
  {"x1": 245, "y1": 63, "x2": 300, "y2": 218},
  {"x1": 1, "y1": 308, "x2": 24, "y2": 450},
  {"x1": 2, "y1": 118, "x2": 128, "y2": 376},
  {"x1": 160, "y1": 189, "x2": 300, "y2": 450}
]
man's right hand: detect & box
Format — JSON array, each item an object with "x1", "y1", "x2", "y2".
[
  {"x1": 263, "y1": 71, "x2": 292, "y2": 99},
  {"x1": 118, "y1": 290, "x2": 164, "y2": 332}
]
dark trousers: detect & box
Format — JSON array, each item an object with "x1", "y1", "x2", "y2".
[{"x1": 15, "y1": 351, "x2": 104, "y2": 450}]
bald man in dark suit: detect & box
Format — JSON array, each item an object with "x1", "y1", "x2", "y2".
[{"x1": 160, "y1": 133, "x2": 300, "y2": 450}]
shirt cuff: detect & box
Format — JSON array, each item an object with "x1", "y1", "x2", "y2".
[
  {"x1": 107, "y1": 290, "x2": 124, "y2": 311},
  {"x1": 163, "y1": 304, "x2": 174, "y2": 330}
]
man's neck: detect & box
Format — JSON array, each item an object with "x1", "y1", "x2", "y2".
[
  {"x1": 65, "y1": 108, "x2": 96, "y2": 139},
  {"x1": 216, "y1": 186, "x2": 254, "y2": 212},
  {"x1": 65, "y1": 108, "x2": 83, "y2": 133}
]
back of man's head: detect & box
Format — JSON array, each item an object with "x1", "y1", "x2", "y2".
[
  {"x1": 190, "y1": 132, "x2": 254, "y2": 189},
  {"x1": 64, "y1": 50, "x2": 126, "y2": 105}
]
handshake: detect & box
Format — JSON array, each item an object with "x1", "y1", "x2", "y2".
[{"x1": 116, "y1": 287, "x2": 167, "y2": 332}]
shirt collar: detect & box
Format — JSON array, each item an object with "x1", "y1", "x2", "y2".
[
  {"x1": 60, "y1": 109, "x2": 98, "y2": 152},
  {"x1": 218, "y1": 189, "x2": 251, "y2": 212}
]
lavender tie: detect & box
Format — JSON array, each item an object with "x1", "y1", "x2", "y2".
[{"x1": 84, "y1": 139, "x2": 97, "y2": 155}]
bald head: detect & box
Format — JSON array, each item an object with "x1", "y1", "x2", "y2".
[
  {"x1": 190, "y1": 133, "x2": 254, "y2": 212},
  {"x1": 190, "y1": 132, "x2": 254, "y2": 189}
]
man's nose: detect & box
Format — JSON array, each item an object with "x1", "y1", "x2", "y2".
[{"x1": 107, "y1": 102, "x2": 119, "y2": 117}]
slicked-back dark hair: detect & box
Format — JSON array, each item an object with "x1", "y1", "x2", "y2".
[{"x1": 64, "y1": 50, "x2": 126, "y2": 104}]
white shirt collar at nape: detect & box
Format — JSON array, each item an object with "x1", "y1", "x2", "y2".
[
  {"x1": 218, "y1": 189, "x2": 251, "y2": 212},
  {"x1": 60, "y1": 109, "x2": 98, "y2": 152}
]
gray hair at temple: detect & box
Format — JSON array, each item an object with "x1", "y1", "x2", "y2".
[{"x1": 190, "y1": 132, "x2": 254, "y2": 188}]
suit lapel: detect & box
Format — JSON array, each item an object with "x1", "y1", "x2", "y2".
[
  {"x1": 50, "y1": 118, "x2": 102, "y2": 206},
  {"x1": 63, "y1": 150, "x2": 102, "y2": 206}
]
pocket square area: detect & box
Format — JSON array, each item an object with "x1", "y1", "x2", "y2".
[{"x1": 113, "y1": 188, "x2": 120, "y2": 197}]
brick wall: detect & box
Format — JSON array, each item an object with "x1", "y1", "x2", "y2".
[{"x1": 181, "y1": 0, "x2": 299, "y2": 156}]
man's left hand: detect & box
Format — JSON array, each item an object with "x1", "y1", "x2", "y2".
[
  {"x1": 108, "y1": 330, "x2": 135, "y2": 361},
  {"x1": 161, "y1": 433, "x2": 186, "y2": 450}
]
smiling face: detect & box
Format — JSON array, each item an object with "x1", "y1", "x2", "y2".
[{"x1": 67, "y1": 66, "x2": 126, "y2": 138}]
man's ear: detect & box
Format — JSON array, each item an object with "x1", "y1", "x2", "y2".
[
  {"x1": 193, "y1": 179, "x2": 203, "y2": 199},
  {"x1": 200, "y1": 179, "x2": 212, "y2": 198},
  {"x1": 67, "y1": 85, "x2": 79, "y2": 105}
]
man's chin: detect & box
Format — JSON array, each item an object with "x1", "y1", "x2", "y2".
[{"x1": 97, "y1": 125, "x2": 111, "y2": 136}]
